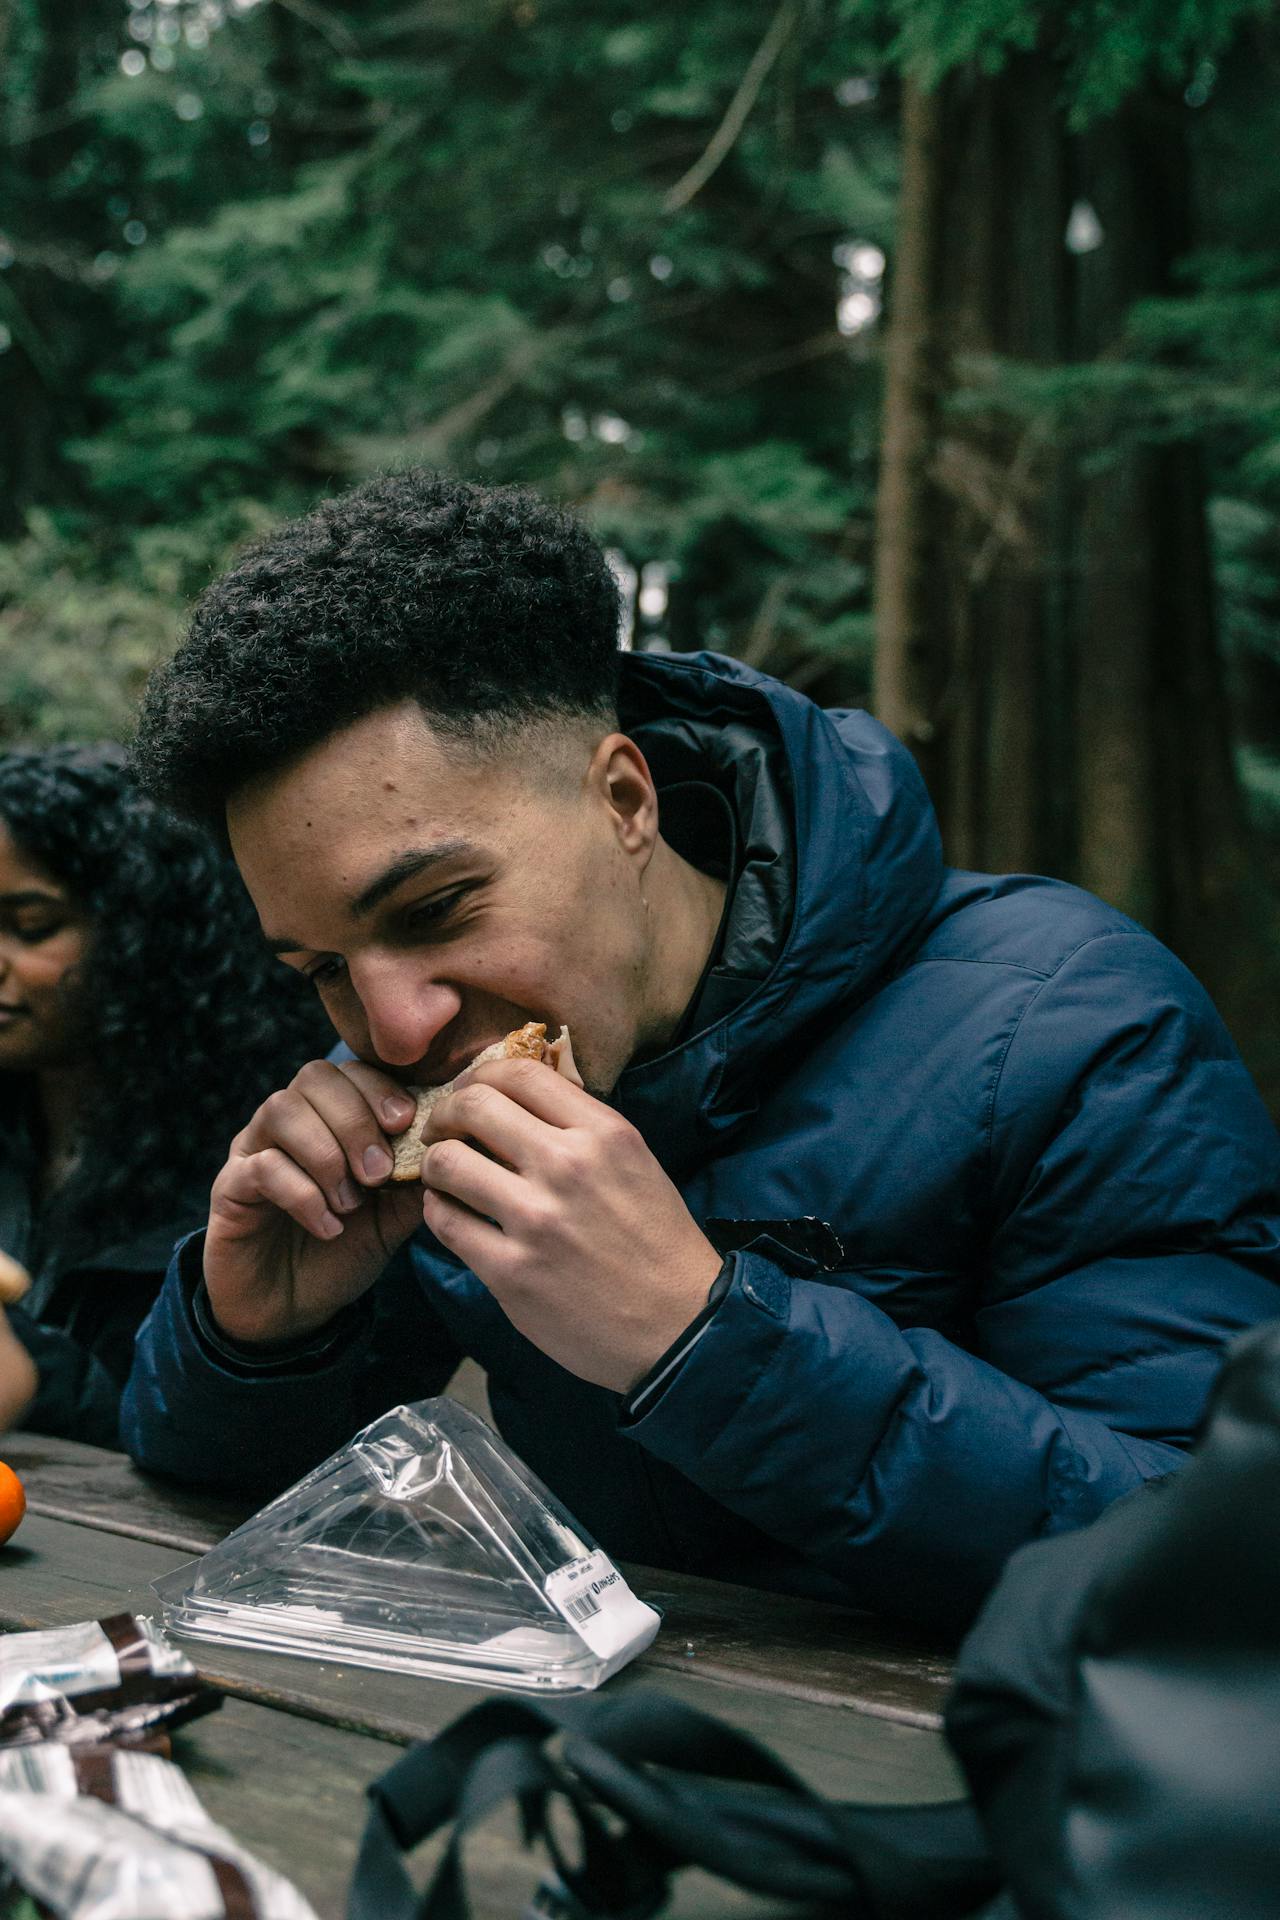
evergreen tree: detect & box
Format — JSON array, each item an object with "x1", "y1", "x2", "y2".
[
  {"x1": 868, "y1": 0, "x2": 1280, "y2": 1100},
  {"x1": 66, "y1": 1, "x2": 896, "y2": 689},
  {"x1": 1, "y1": 0, "x2": 1277, "y2": 1096}
]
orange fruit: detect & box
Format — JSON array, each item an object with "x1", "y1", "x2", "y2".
[{"x1": 0, "y1": 1461, "x2": 25, "y2": 1546}]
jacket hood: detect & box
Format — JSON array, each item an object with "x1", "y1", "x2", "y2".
[{"x1": 615, "y1": 650, "x2": 944, "y2": 1173}]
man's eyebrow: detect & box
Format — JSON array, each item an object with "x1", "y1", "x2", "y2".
[
  {"x1": 264, "y1": 841, "x2": 479, "y2": 954},
  {"x1": 349, "y1": 842, "x2": 476, "y2": 917}
]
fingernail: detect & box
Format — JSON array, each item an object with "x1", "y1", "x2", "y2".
[
  {"x1": 382, "y1": 1096, "x2": 412, "y2": 1124},
  {"x1": 318, "y1": 1210, "x2": 343, "y2": 1238},
  {"x1": 336, "y1": 1178, "x2": 360, "y2": 1212},
  {"x1": 364, "y1": 1144, "x2": 393, "y2": 1181}
]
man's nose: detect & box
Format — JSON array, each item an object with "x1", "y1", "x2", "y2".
[{"x1": 350, "y1": 957, "x2": 461, "y2": 1068}]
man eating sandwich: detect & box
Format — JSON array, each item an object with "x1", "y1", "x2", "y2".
[{"x1": 121, "y1": 472, "x2": 1280, "y2": 1632}]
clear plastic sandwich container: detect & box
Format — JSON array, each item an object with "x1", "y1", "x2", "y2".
[{"x1": 152, "y1": 1399, "x2": 660, "y2": 1693}]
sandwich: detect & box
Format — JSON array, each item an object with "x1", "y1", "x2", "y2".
[{"x1": 390, "y1": 1021, "x2": 579, "y2": 1181}]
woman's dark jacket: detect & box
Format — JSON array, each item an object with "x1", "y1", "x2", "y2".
[
  {"x1": 120, "y1": 651, "x2": 1280, "y2": 1630},
  {"x1": 0, "y1": 1095, "x2": 192, "y2": 1448}
]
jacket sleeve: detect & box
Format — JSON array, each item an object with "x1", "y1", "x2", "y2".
[
  {"x1": 120, "y1": 1233, "x2": 464, "y2": 1494},
  {"x1": 623, "y1": 931, "x2": 1280, "y2": 1632},
  {"x1": 7, "y1": 1309, "x2": 130, "y2": 1451}
]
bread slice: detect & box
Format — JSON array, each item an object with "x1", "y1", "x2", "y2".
[{"x1": 389, "y1": 1022, "x2": 577, "y2": 1182}]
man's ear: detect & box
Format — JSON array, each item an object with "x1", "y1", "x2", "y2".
[{"x1": 589, "y1": 733, "x2": 659, "y2": 859}]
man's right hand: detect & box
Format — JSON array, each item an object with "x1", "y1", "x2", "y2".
[{"x1": 204, "y1": 1060, "x2": 427, "y2": 1345}]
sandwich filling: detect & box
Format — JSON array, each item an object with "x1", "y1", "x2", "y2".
[{"x1": 389, "y1": 1021, "x2": 579, "y2": 1181}]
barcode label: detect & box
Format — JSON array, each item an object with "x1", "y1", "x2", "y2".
[{"x1": 544, "y1": 1551, "x2": 661, "y2": 1674}]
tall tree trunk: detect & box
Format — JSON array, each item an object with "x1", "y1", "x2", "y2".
[
  {"x1": 871, "y1": 75, "x2": 947, "y2": 798},
  {"x1": 872, "y1": 52, "x2": 1280, "y2": 1107},
  {"x1": 874, "y1": 56, "x2": 1074, "y2": 875}
]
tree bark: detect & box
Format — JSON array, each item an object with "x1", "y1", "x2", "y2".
[
  {"x1": 872, "y1": 51, "x2": 1279, "y2": 1105},
  {"x1": 871, "y1": 52, "x2": 1280, "y2": 1113},
  {"x1": 874, "y1": 55, "x2": 1074, "y2": 874},
  {"x1": 871, "y1": 75, "x2": 947, "y2": 798},
  {"x1": 1071, "y1": 91, "x2": 1274, "y2": 1071}
]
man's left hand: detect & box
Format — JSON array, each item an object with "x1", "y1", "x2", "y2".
[{"x1": 420, "y1": 1057, "x2": 722, "y2": 1393}]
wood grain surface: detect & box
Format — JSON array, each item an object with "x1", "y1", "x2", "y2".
[
  {"x1": 0, "y1": 1531, "x2": 826, "y2": 1919},
  {"x1": 0, "y1": 1514, "x2": 963, "y2": 1804},
  {"x1": 0, "y1": 1440, "x2": 969, "y2": 1919},
  {"x1": 3, "y1": 1432, "x2": 955, "y2": 1729}
]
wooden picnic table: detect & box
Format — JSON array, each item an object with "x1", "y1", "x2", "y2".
[{"x1": 0, "y1": 1431, "x2": 963, "y2": 1917}]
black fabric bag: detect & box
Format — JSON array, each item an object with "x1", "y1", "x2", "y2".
[
  {"x1": 347, "y1": 1688, "x2": 999, "y2": 1920},
  {"x1": 348, "y1": 1322, "x2": 1280, "y2": 1920},
  {"x1": 946, "y1": 1317, "x2": 1280, "y2": 1920}
]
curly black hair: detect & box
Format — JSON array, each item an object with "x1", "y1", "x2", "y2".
[
  {"x1": 132, "y1": 471, "x2": 623, "y2": 827},
  {"x1": 0, "y1": 744, "x2": 333, "y2": 1254}
]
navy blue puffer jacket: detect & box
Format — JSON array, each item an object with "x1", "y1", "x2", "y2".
[{"x1": 121, "y1": 652, "x2": 1280, "y2": 1629}]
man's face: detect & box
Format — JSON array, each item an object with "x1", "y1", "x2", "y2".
[{"x1": 227, "y1": 703, "x2": 652, "y2": 1095}]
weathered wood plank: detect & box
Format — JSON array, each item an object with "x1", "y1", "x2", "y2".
[
  {"x1": 5, "y1": 1432, "x2": 247, "y2": 1554},
  {"x1": 635, "y1": 1565, "x2": 953, "y2": 1725},
  {"x1": 0, "y1": 1568, "x2": 802, "y2": 1918},
  {"x1": 3, "y1": 1432, "x2": 954, "y2": 1727},
  {"x1": 0, "y1": 1513, "x2": 965, "y2": 1806}
]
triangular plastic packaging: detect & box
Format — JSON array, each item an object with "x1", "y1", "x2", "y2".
[{"x1": 151, "y1": 1400, "x2": 661, "y2": 1692}]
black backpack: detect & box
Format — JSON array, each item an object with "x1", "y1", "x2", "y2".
[
  {"x1": 348, "y1": 1321, "x2": 1280, "y2": 1920},
  {"x1": 947, "y1": 1315, "x2": 1280, "y2": 1920}
]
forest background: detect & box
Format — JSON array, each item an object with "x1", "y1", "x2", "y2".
[{"x1": 3, "y1": 0, "x2": 1280, "y2": 1108}]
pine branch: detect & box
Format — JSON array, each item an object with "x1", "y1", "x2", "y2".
[
  {"x1": 662, "y1": 0, "x2": 803, "y2": 213},
  {"x1": 271, "y1": 0, "x2": 361, "y2": 58}
]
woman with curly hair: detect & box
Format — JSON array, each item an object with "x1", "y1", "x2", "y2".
[{"x1": 0, "y1": 743, "x2": 331, "y2": 1445}]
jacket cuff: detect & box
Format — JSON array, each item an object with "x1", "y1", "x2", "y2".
[
  {"x1": 618, "y1": 1250, "x2": 797, "y2": 1448},
  {"x1": 618, "y1": 1249, "x2": 915, "y2": 1508},
  {"x1": 623, "y1": 1260, "x2": 734, "y2": 1420},
  {"x1": 177, "y1": 1233, "x2": 374, "y2": 1379}
]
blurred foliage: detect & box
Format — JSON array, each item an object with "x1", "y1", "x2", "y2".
[
  {"x1": 0, "y1": 500, "x2": 277, "y2": 742},
  {"x1": 878, "y1": 0, "x2": 1272, "y2": 121},
  {"x1": 0, "y1": 519, "x2": 172, "y2": 745},
  {"x1": 0, "y1": 0, "x2": 1277, "y2": 849},
  {"x1": 2, "y1": 0, "x2": 905, "y2": 740}
]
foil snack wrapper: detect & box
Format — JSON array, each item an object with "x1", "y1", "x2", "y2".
[
  {"x1": 0, "y1": 1615, "x2": 221, "y2": 1752},
  {"x1": 0, "y1": 1741, "x2": 316, "y2": 1919}
]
